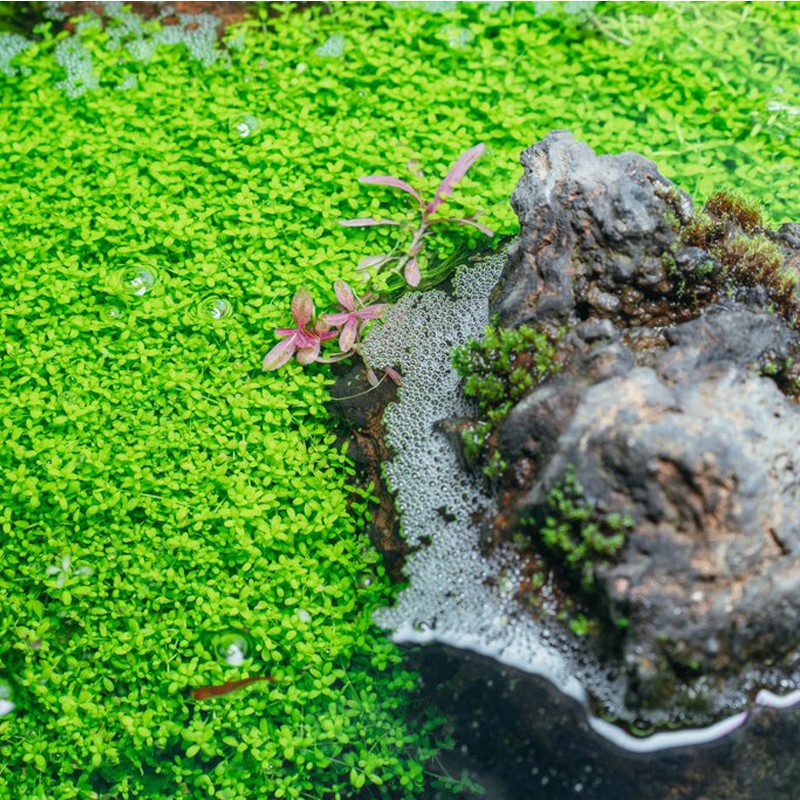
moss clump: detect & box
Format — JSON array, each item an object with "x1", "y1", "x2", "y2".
[
  {"x1": 534, "y1": 465, "x2": 632, "y2": 593},
  {"x1": 681, "y1": 190, "x2": 800, "y2": 329},
  {"x1": 703, "y1": 189, "x2": 764, "y2": 234},
  {"x1": 452, "y1": 322, "x2": 563, "y2": 477}
]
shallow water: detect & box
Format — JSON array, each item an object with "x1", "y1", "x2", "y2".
[{"x1": 3, "y1": 3, "x2": 800, "y2": 798}]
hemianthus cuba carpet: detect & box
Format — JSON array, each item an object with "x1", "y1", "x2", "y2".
[{"x1": 1, "y1": 2, "x2": 800, "y2": 798}]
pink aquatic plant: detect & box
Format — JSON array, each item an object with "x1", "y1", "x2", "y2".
[
  {"x1": 262, "y1": 287, "x2": 337, "y2": 370},
  {"x1": 340, "y1": 143, "x2": 494, "y2": 288},
  {"x1": 321, "y1": 280, "x2": 386, "y2": 352},
  {"x1": 262, "y1": 281, "x2": 400, "y2": 386}
]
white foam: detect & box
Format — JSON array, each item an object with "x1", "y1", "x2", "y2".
[{"x1": 361, "y1": 246, "x2": 787, "y2": 753}]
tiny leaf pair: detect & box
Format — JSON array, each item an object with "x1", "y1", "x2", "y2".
[{"x1": 340, "y1": 143, "x2": 494, "y2": 288}]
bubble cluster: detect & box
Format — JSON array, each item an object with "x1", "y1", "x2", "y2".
[
  {"x1": 116, "y1": 74, "x2": 138, "y2": 92},
  {"x1": 50, "y1": 2, "x2": 229, "y2": 96},
  {"x1": 0, "y1": 33, "x2": 32, "y2": 78},
  {"x1": 363, "y1": 246, "x2": 625, "y2": 715},
  {"x1": 439, "y1": 25, "x2": 475, "y2": 49},
  {"x1": 314, "y1": 34, "x2": 346, "y2": 58},
  {"x1": 54, "y1": 35, "x2": 100, "y2": 99},
  {"x1": 144, "y1": 13, "x2": 225, "y2": 69}
]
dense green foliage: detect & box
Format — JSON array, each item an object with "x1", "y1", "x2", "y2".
[
  {"x1": 2, "y1": 2, "x2": 800, "y2": 797},
  {"x1": 452, "y1": 322, "x2": 562, "y2": 476}
]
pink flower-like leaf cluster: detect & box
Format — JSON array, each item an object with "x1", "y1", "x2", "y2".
[
  {"x1": 340, "y1": 143, "x2": 494, "y2": 288},
  {"x1": 322, "y1": 280, "x2": 386, "y2": 353},
  {"x1": 262, "y1": 288, "x2": 337, "y2": 371},
  {"x1": 263, "y1": 282, "x2": 398, "y2": 385}
]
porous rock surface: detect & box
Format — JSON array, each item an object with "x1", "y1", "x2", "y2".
[{"x1": 491, "y1": 131, "x2": 800, "y2": 707}]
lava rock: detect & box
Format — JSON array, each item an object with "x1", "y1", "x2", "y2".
[
  {"x1": 490, "y1": 132, "x2": 800, "y2": 711},
  {"x1": 490, "y1": 130, "x2": 696, "y2": 330}
]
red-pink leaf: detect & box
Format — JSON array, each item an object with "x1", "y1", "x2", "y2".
[
  {"x1": 428, "y1": 143, "x2": 486, "y2": 214},
  {"x1": 333, "y1": 280, "x2": 355, "y2": 311},
  {"x1": 359, "y1": 175, "x2": 425, "y2": 208},
  {"x1": 357, "y1": 254, "x2": 393, "y2": 271},
  {"x1": 339, "y1": 218, "x2": 400, "y2": 227},
  {"x1": 355, "y1": 304, "x2": 386, "y2": 321},
  {"x1": 262, "y1": 334, "x2": 297, "y2": 371},
  {"x1": 404, "y1": 257, "x2": 421, "y2": 288},
  {"x1": 295, "y1": 340, "x2": 321, "y2": 365},
  {"x1": 314, "y1": 319, "x2": 338, "y2": 339},
  {"x1": 338, "y1": 317, "x2": 359, "y2": 352},
  {"x1": 291, "y1": 288, "x2": 314, "y2": 328},
  {"x1": 321, "y1": 311, "x2": 351, "y2": 327},
  {"x1": 384, "y1": 366, "x2": 402, "y2": 385},
  {"x1": 444, "y1": 217, "x2": 495, "y2": 237}
]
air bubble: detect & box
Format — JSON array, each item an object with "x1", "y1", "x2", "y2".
[
  {"x1": 101, "y1": 300, "x2": 126, "y2": 321},
  {"x1": 314, "y1": 34, "x2": 346, "y2": 58},
  {"x1": 108, "y1": 266, "x2": 159, "y2": 297},
  {"x1": 209, "y1": 630, "x2": 253, "y2": 666},
  {"x1": 195, "y1": 296, "x2": 233, "y2": 322},
  {"x1": 229, "y1": 113, "x2": 260, "y2": 139},
  {"x1": 0, "y1": 674, "x2": 15, "y2": 717}
]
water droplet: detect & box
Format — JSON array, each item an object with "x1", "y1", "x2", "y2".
[
  {"x1": 0, "y1": 674, "x2": 16, "y2": 717},
  {"x1": 101, "y1": 300, "x2": 125, "y2": 321},
  {"x1": 59, "y1": 392, "x2": 78, "y2": 408},
  {"x1": 196, "y1": 296, "x2": 233, "y2": 322},
  {"x1": 229, "y1": 113, "x2": 260, "y2": 139},
  {"x1": 209, "y1": 630, "x2": 253, "y2": 666},
  {"x1": 108, "y1": 266, "x2": 159, "y2": 297}
]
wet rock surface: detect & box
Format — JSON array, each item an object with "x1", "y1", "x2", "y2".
[
  {"x1": 414, "y1": 644, "x2": 800, "y2": 800},
  {"x1": 486, "y1": 131, "x2": 800, "y2": 713},
  {"x1": 333, "y1": 131, "x2": 800, "y2": 797}
]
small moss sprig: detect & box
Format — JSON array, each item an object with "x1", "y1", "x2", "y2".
[
  {"x1": 537, "y1": 465, "x2": 632, "y2": 592},
  {"x1": 340, "y1": 144, "x2": 494, "y2": 288},
  {"x1": 452, "y1": 322, "x2": 563, "y2": 477},
  {"x1": 682, "y1": 189, "x2": 800, "y2": 328}
]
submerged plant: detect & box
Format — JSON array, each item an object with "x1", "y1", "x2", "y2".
[
  {"x1": 263, "y1": 281, "x2": 399, "y2": 385},
  {"x1": 261, "y1": 287, "x2": 338, "y2": 369},
  {"x1": 452, "y1": 321, "x2": 563, "y2": 476},
  {"x1": 681, "y1": 189, "x2": 800, "y2": 329},
  {"x1": 340, "y1": 143, "x2": 494, "y2": 288},
  {"x1": 531, "y1": 465, "x2": 633, "y2": 592}
]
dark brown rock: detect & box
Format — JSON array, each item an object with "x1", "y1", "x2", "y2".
[{"x1": 488, "y1": 132, "x2": 800, "y2": 712}]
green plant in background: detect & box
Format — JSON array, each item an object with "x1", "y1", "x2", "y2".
[
  {"x1": 1, "y1": 1, "x2": 800, "y2": 797},
  {"x1": 452, "y1": 321, "x2": 563, "y2": 477},
  {"x1": 0, "y1": 2, "x2": 46, "y2": 35},
  {"x1": 536, "y1": 465, "x2": 632, "y2": 592}
]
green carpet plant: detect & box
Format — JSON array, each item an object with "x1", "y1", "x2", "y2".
[{"x1": 2, "y1": 2, "x2": 800, "y2": 798}]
